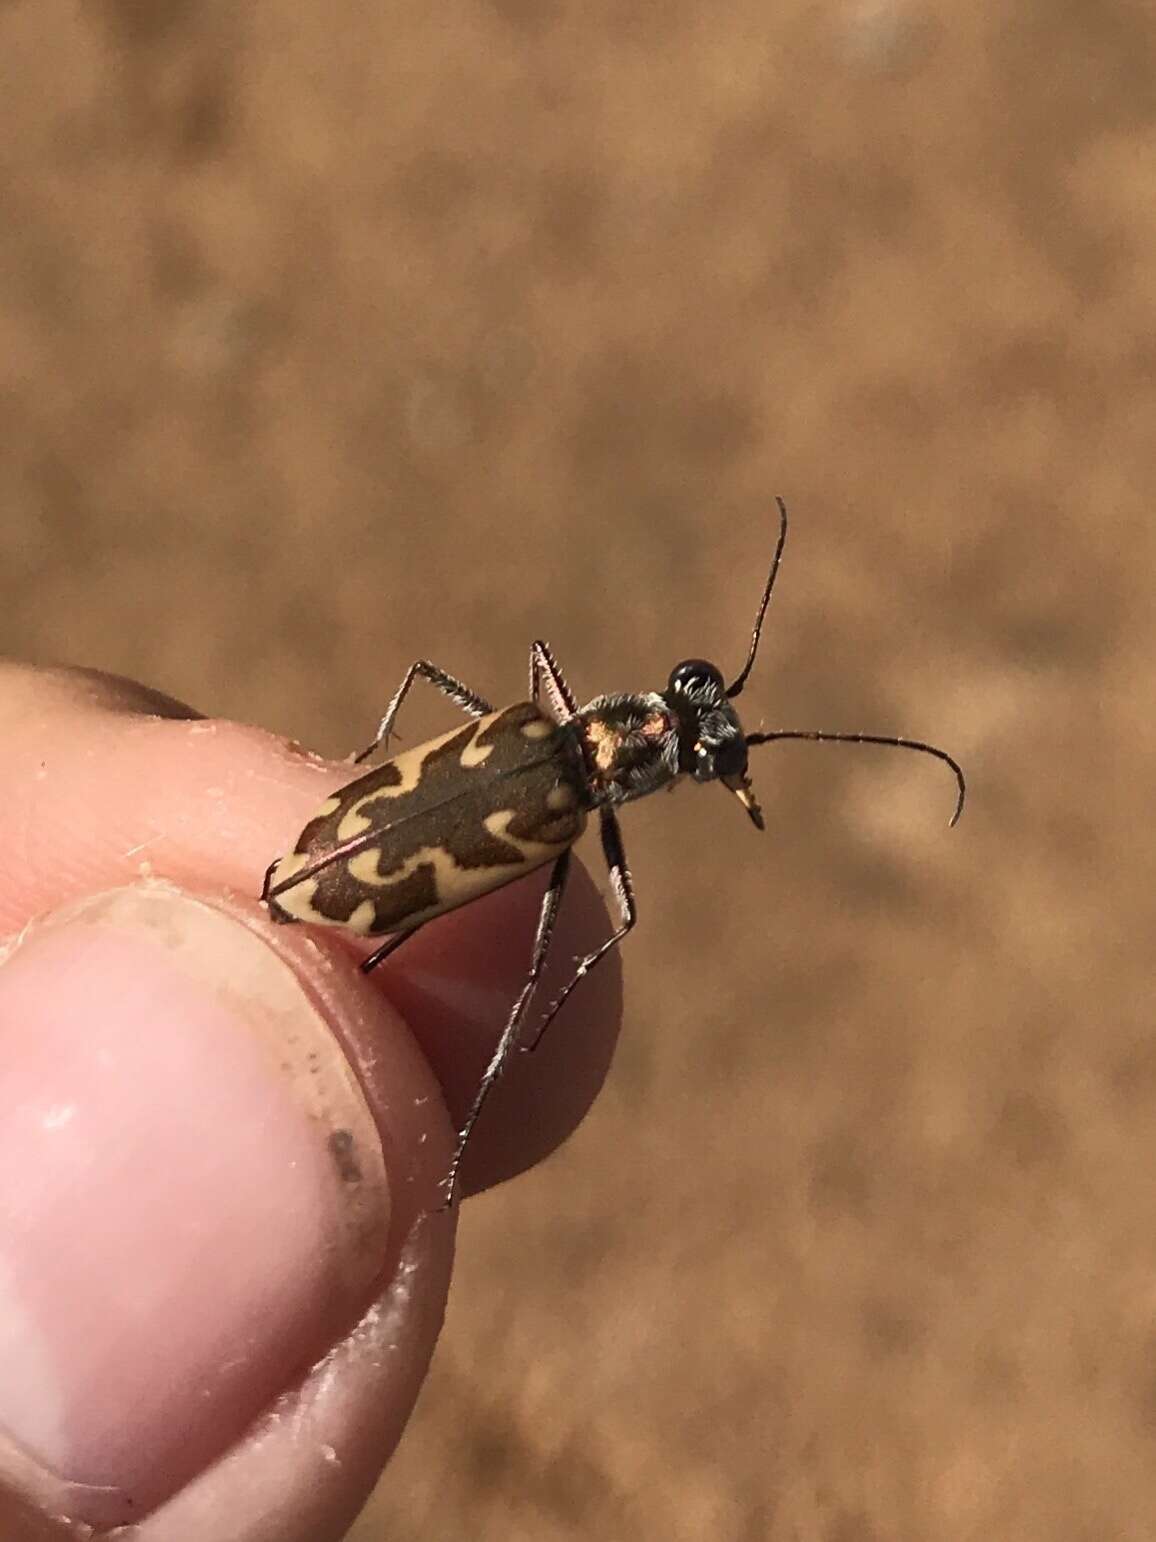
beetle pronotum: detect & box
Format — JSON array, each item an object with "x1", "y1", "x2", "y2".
[{"x1": 262, "y1": 501, "x2": 964, "y2": 1204}]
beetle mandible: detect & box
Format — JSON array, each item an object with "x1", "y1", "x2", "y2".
[{"x1": 262, "y1": 500, "x2": 965, "y2": 1204}]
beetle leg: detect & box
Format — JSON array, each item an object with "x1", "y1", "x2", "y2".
[
  {"x1": 442, "y1": 849, "x2": 572, "y2": 1206},
  {"x1": 529, "y1": 639, "x2": 578, "y2": 722},
  {"x1": 360, "y1": 925, "x2": 424, "y2": 973},
  {"x1": 352, "y1": 660, "x2": 494, "y2": 764},
  {"x1": 520, "y1": 807, "x2": 635, "y2": 1054}
]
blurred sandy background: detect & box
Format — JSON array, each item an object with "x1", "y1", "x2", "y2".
[{"x1": 2, "y1": 0, "x2": 1155, "y2": 1537}]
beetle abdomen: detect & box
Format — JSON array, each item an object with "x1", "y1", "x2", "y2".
[{"x1": 264, "y1": 702, "x2": 588, "y2": 936}]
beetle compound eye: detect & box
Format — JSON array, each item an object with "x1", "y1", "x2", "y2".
[{"x1": 669, "y1": 659, "x2": 725, "y2": 697}]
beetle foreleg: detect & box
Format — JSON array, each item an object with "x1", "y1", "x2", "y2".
[
  {"x1": 442, "y1": 848, "x2": 573, "y2": 1206},
  {"x1": 520, "y1": 807, "x2": 636, "y2": 1055},
  {"x1": 352, "y1": 660, "x2": 494, "y2": 764}
]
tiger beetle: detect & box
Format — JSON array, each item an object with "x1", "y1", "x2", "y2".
[{"x1": 262, "y1": 500, "x2": 965, "y2": 1205}]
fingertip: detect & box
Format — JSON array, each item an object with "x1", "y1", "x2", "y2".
[{"x1": 0, "y1": 884, "x2": 455, "y2": 1535}]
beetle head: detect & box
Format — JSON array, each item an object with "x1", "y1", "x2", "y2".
[{"x1": 664, "y1": 658, "x2": 764, "y2": 829}]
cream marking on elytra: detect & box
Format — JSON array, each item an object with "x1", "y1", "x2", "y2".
[
  {"x1": 347, "y1": 899, "x2": 377, "y2": 935},
  {"x1": 336, "y1": 802, "x2": 374, "y2": 841},
  {"x1": 340, "y1": 807, "x2": 576, "y2": 906},
  {"x1": 273, "y1": 872, "x2": 323, "y2": 923},
  {"x1": 519, "y1": 717, "x2": 553, "y2": 740},
  {"x1": 459, "y1": 721, "x2": 497, "y2": 766},
  {"x1": 335, "y1": 719, "x2": 498, "y2": 843},
  {"x1": 482, "y1": 807, "x2": 580, "y2": 857},
  {"x1": 345, "y1": 847, "x2": 395, "y2": 887}
]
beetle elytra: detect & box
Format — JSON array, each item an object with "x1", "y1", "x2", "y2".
[{"x1": 262, "y1": 500, "x2": 965, "y2": 1204}]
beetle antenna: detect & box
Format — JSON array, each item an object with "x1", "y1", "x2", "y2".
[
  {"x1": 745, "y1": 729, "x2": 966, "y2": 827},
  {"x1": 726, "y1": 496, "x2": 788, "y2": 699}
]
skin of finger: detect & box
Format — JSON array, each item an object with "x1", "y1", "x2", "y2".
[
  {"x1": 119, "y1": 914, "x2": 459, "y2": 1542},
  {"x1": 0, "y1": 893, "x2": 457, "y2": 1542},
  {"x1": 0, "y1": 1230, "x2": 454, "y2": 1542},
  {"x1": 0, "y1": 663, "x2": 206, "y2": 725},
  {"x1": 0, "y1": 664, "x2": 623, "y2": 1195}
]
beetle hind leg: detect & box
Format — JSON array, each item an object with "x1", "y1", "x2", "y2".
[
  {"x1": 441, "y1": 850, "x2": 573, "y2": 1207},
  {"x1": 352, "y1": 659, "x2": 494, "y2": 765}
]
